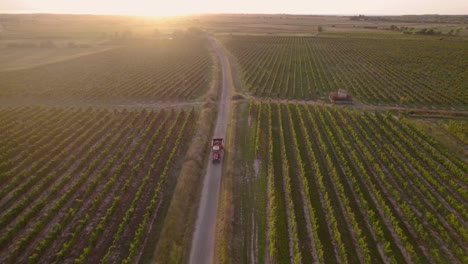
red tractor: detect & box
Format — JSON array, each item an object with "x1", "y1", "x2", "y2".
[{"x1": 211, "y1": 138, "x2": 224, "y2": 163}]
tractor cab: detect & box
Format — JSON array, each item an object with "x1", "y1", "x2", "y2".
[{"x1": 211, "y1": 138, "x2": 224, "y2": 163}]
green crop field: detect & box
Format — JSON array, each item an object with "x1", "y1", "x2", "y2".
[
  {"x1": 0, "y1": 39, "x2": 212, "y2": 104},
  {"x1": 222, "y1": 36, "x2": 468, "y2": 107},
  {"x1": 0, "y1": 15, "x2": 218, "y2": 263},
  {"x1": 228, "y1": 101, "x2": 467, "y2": 264},
  {"x1": 0, "y1": 107, "x2": 196, "y2": 263}
]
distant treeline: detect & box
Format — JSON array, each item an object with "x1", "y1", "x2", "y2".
[
  {"x1": 387, "y1": 25, "x2": 463, "y2": 36},
  {"x1": 350, "y1": 15, "x2": 468, "y2": 24}
]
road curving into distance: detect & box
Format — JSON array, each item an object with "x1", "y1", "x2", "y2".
[{"x1": 188, "y1": 37, "x2": 232, "y2": 264}]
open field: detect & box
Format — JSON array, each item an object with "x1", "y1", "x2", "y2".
[
  {"x1": 2, "y1": 14, "x2": 466, "y2": 42},
  {"x1": 0, "y1": 107, "x2": 196, "y2": 263},
  {"x1": 196, "y1": 14, "x2": 468, "y2": 36},
  {"x1": 0, "y1": 38, "x2": 212, "y2": 104},
  {"x1": 0, "y1": 46, "x2": 116, "y2": 71},
  {"x1": 228, "y1": 101, "x2": 467, "y2": 263},
  {"x1": 221, "y1": 35, "x2": 467, "y2": 108}
]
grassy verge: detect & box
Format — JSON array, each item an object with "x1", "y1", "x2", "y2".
[
  {"x1": 151, "y1": 45, "x2": 221, "y2": 264},
  {"x1": 139, "y1": 151, "x2": 193, "y2": 263},
  {"x1": 213, "y1": 101, "x2": 238, "y2": 263},
  {"x1": 214, "y1": 101, "x2": 268, "y2": 263}
]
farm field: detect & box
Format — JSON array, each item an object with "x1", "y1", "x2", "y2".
[
  {"x1": 0, "y1": 38, "x2": 212, "y2": 104},
  {"x1": 439, "y1": 120, "x2": 467, "y2": 144},
  {"x1": 225, "y1": 101, "x2": 467, "y2": 264},
  {"x1": 221, "y1": 35, "x2": 468, "y2": 108},
  {"x1": 1, "y1": 13, "x2": 467, "y2": 264},
  {"x1": 0, "y1": 107, "x2": 197, "y2": 263},
  {"x1": 0, "y1": 46, "x2": 115, "y2": 71}
]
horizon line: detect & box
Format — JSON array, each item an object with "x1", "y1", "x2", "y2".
[{"x1": 1, "y1": 11, "x2": 467, "y2": 17}]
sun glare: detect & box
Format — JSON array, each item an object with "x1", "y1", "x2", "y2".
[
  {"x1": 7, "y1": 0, "x2": 468, "y2": 16},
  {"x1": 95, "y1": 2, "x2": 196, "y2": 17}
]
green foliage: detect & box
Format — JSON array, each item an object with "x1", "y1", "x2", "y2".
[
  {"x1": 0, "y1": 107, "x2": 196, "y2": 263},
  {"x1": 0, "y1": 39, "x2": 212, "y2": 102},
  {"x1": 249, "y1": 101, "x2": 467, "y2": 263},
  {"x1": 222, "y1": 36, "x2": 467, "y2": 106},
  {"x1": 440, "y1": 120, "x2": 467, "y2": 144}
]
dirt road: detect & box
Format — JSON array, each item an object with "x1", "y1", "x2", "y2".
[{"x1": 188, "y1": 37, "x2": 231, "y2": 264}]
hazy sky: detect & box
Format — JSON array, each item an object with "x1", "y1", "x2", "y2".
[{"x1": 1, "y1": 0, "x2": 467, "y2": 16}]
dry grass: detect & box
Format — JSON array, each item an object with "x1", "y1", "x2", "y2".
[
  {"x1": 214, "y1": 170, "x2": 234, "y2": 264},
  {"x1": 231, "y1": 93, "x2": 247, "y2": 101},
  {"x1": 213, "y1": 102, "x2": 240, "y2": 264}
]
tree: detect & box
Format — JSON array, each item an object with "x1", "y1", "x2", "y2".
[
  {"x1": 317, "y1": 26, "x2": 323, "y2": 33},
  {"x1": 417, "y1": 28, "x2": 428, "y2": 34},
  {"x1": 390, "y1": 25, "x2": 399, "y2": 31}
]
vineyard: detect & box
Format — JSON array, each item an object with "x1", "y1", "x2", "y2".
[
  {"x1": 1, "y1": 16, "x2": 467, "y2": 264},
  {"x1": 237, "y1": 101, "x2": 467, "y2": 263},
  {"x1": 221, "y1": 36, "x2": 468, "y2": 107},
  {"x1": 0, "y1": 107, "x2": 197, "y2": 263},
  {"x1": 0, "y1": 39, "x2": 212, "y2": 103},
  {"x1": 439, "y1": 120, "x2": 467, "y2": 144}
]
